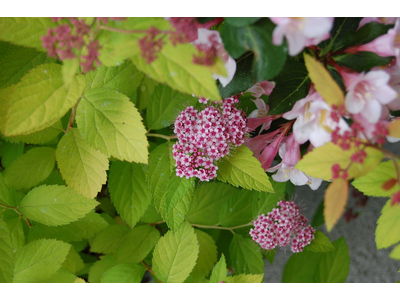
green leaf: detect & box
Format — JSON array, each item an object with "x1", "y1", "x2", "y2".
[
  {"x1": 147, "y1": 84, "x2": 196, "y2": 130},
  {"x1": 306, "y1": 230, "x2": 336, "y2": 253},
  {"x1": 0, "y1": 41, "x2": 56, "y2": 89},
  {"x1": 28, "y1": 212, "x2": 109, "y2": 242},
  {"x1": 135, "y1": 75, "x2": 159, "y2": 111},
  {"x1": 376, "y1": 199, "x2": 400, "y2": 249},
  {"x1": 152, "y1": 222, "x2": 199, "y2": 283},
  {"x1": 352, "y1": 161, "x2": 398, "y2": 197},
  {"x1": 62, "y1": 59, "x2": 80, "y2": 87},
  {"x1": 47, "y1": 268, "x2": 77, "y2": 283},
  {"x1": 4, "y1": 147, "x2": 56, "y2": 190},
  {"x1": 268, "y1": 57, "x2": 310, "y2": 115},
  {"x1": 109, "y1": 161, "x2": 152, "y2": 228},
  {"x1": 4, "y1": 63, "x2": 86, "y2": 136},
  {"x1": 221, "y1": 18, "x2": 287, "y2": 82},
  {"x1": 90, "y1": 224, "x2": 130, "y2": 255},
  {"x1": 224, "y1": 17, "x2": 263, "y2": 27},
  {"x1": 131, "y1": 42, "x2": 221, "y2": 101},
  {"x1": 85, "y1": 60, "x2": 144, "y2": 97},
  {"x1": 13, "y1": 239, "x2": 71, "y2": 283},
  {"x1": 217, "y1": 145, "x2": 274, "y2": 192},
  {"x1": 0, "y1": 17, "x2": 57, "y2": 51},
  {"x1": 389, "y1": 244, "x2": 400, "y2": 260},
  {"x1": 229, "y1": 234, "x2": 264, "y2": 274},
  {"x1": 56, "y1": 128, "x2": 109, "y2": 199},
  {"x1": 0, "y1": 219, "x2": 14, "y2": 283},
  {"x1": 333, "y1": 52, "x2": 393, "y2": 73},
  {"x1": 0, "y1": 173, "x2": 21, "y2": 207},
  {"x1": 18, "y1": 185, "x2": 99, "y2": 226},
  {"x1": 100, "y1": 263, "x2": 146, "y2": 283},
  {"x1": 191, "y1": 229, "x2": 218, "y2": 281},
  {"x1": 311, "y1": 200, "x2": 325, "y2": 228},
  {"x1": 77, "y1": 88, "x2": 148, "y2": 163},
  {"x1": 4, "y1": 121, "x2": 63, "y2": 145},
  {"x1": 226, "y1": 274, "x2": 264, "y2": 283},
  {"x1": 62, "y1": 246, "x2": 85, "y2": 274},
  {"x1": 88, "y1": 255, "x2": 117, "y2": 283},
  {"x1": 209, "y1": 253, "x2": 227, "y2": 283},
  {"x1": 115, "y1": 225, "x2": 160, "y2": 264},
  {"x1": 252, "y1": 181, "x2": 287, "y2": 216},
  {"x1": 1, "y1": 211, "x2": 26, "y2": 253}
]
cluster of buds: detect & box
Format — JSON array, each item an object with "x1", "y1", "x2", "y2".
[
  {"x1": 173, "y1": 96, "x2": 247, "y2": 181},
  {"x1": 250, "y1": 200, "x2": 316, "y2": 253}
]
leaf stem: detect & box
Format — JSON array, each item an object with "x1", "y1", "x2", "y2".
[
  {"x1": 0, "y1": 203, "x2": 32, "y2": 227},
  {"x1": 141, "y1": 261, "x2": 162, "y2": 283},
  {"x1": 66, "y1": 101, "x2": 80, "y2": 132},
  {"x1": 150, "y1": 220, "x2": 253, "y2": 234},
  {"x1": 146, "y1": 133, "x2": 177, "y2": 141}
]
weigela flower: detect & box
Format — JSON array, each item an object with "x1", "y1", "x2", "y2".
[
  {"x1": 250, "y1": 200, "x2": 316, "y2": 253},
  {"x1": 173, "y1": 96, "x2": 247, "y2": 181},
  {"x1": 358, "y1": 17, "x2": 397, "y2": 28},
  {"x1": 270, "y1": 17, "x2": 334, "y2": 56}
]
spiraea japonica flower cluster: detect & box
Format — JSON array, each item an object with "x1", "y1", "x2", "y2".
[
  {"x1": 173, "y1": 96, "x2": 247, "y2": 181},
  {"x1": 250, "y1": 200, "x2": 316, "y2": 253}
]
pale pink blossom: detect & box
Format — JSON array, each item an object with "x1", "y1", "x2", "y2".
[
  {"x1": 270, "y1": 17, "x2": 334, "y2": 56},
  {"x1": 246, "y1": 80, "x2": 276, "y2": 98},
  {"x1": 193, "y1": 28, "x2": 236, "y2": 87},
  {"x1": 358, "y1": 17, "x2": 397, "y2": 28}
]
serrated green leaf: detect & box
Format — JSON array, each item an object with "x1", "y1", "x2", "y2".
[
  {"x1": 5, "y1": 63, "x2": 85, "y2": 136},
  {"x1": 333, "y1": 52, "x2": 393, "y2": 73},
  {"x1": 209, "y1": 253, "x2": 227, "y2": 283},
  {"x1": 131, "y1": 42, "x2": 221, "y2": 101},
  {"x1": 88, "y1": 255, "x2": 117, "y2": 283},
  {"x1": 226, "y1": 273, "x2": 264, "y2": 283},
  {"x1": 152, "y1": 222, "x2": 199, "y2": 283},
  {"x1": 90, "y1": 224, "x2": 130, "y2": 255},
  {"x1": 217, "y1": 145, "x2": 274, "y2": 192},
  {"x1": 0, "y1": 17, "x2": 57, "y2": 51},
  {"x1": 115, "y1": 225, "x2": 160, "y2": 264},
  {"x1": 62, "y1": 246, "x2": 85, "y2": 274},
  {"x1": 224, "y1": 17, "x2": 263, "y2": 27},
  {"x1": 13, "y1": 238, "x2": 71, "y2": 283},
  {"x1": 100, "y1": 263, "x2": 146, "y2": 283},
  {"x1": 229, "y1": 234, "x2": 264, "y2": 274},
  {"x1": 191, "y1": 229, "x2": 218, "y2": 281},
  {"x1": 77, "y1": 88, "x2": 148, "y2": 163},
  {"x1": 252, "y1": 181, "x2": 286, "y2": 216},
  {"x1": 19, "y1": 185, "x2": 98, "y2": 226},
  {"x1": 4, "y1": 147, "x2": 56, "y2": 190},
  {"x1": 109, "y1": 161, "x2": 151, "y2": 227},
  {"x1": 390, "y1": 244, "x2": 400, "y2": 260},
  {"x1": 62, "y1": 59, "x2": 80, "y2": 86},
  {"x1": 1, "y1": 212, "x2": 26, "y2": 253},
  {"x1": 135, "y1": 75, "x2": 159, "y2": 111},
  {"x1": 0, "y1": 173, "x2": 21, "y2": 207},
  {"x1": 352, "y1": 161, "x2": 398, "y2": 197},
  {"x1": 47, "y1": 268, "x2": 77, "y2": 283},
  {"x1": 307, "y1": 230, "x2": 336, "y2": 253},
  {"x1": 0, "y1": 85, "x2": 15, "y2": 134},
  {"x1": 28, "y1": 212, "x2": 109, "y2": 242},
  {"x1": 376, "y1": 199, "x2": 400, "y2": 249},
  {"x1": 0, "y1": 219, "x2": 14, "y2": 283},
  {"x1": 4, "y1": 121, "x2": 64, "y2": 145},
  {"x1": 56, "y1": 128, "x2": 109, "y2": 199}
]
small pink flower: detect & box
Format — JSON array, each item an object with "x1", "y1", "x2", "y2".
[
  {"x1": 246, "y1": 80, "x2": 276, "y2": 98},
  {"x1": 270, "y1": 17, "x2": 334, "y2": 56}
]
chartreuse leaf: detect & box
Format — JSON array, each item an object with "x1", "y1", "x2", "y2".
[
  {"x1": 376, "y1": 199, "x2": 400, "y2": 249},
  {"x1": 74, "y1": 277, "x2": 86, "y2": 283},
  {"x1": 56, "y1": 128, "x2": 109, "y2": 199},
  {"x1": 115, "y1": 225, "x2": 160, "y2": 264},
  {"x1": 88, "y1": 255, "x2": 117, "y2": 283},
  {"x1": 4, "y1": 121, "x2": 64, "y2": 145},
  {"x1": 209, "y1": 254, "x2": 227, "y2": 283},
  {"x1": 296, "y1": 142, "x2": 383, "y2": 181},
  {"x1": 217, "y1": 145, "x2": 274, "y2": 192},
  {"x1": 191, "y1": 230, "x2": 218, "y2": 281},
  {"x1": 100, "y1": 263, "x2": 146, "y2": 283},
  {"x1": 324, "y1": 179, "x2": 349, "y2": 232},
  {"x1": 147, "y1": 84, "x2": 197, "y2": 130},
  {"x1": 62, "y1": 246, "x2": 85, "y2": 274},
  {"x1": 307, "y1": 230, "x2": 336, "y2": 253},
  {"x1": 18, "y1": 185, "x2": 98, "y2": 226},
  {"x1": 1, "y1": 211, "x2": 26, "y2": 253},
  {"x1": 304, "y1": 54, "x2": 344, "y2": 107},
  {"x1": 62, "y1": 58, "x2": 80, "y2": 87},
  {"x1": 13, "y1": 239, "x2": 71, "y2": 283},
  {"x1": 229, "y1": 234, "x2": 264, "y2": 274},
  {"x1": 0, "y1": 85, "x2": 14, "y2": 133},
  {"x1": 227, "y1": 274, "x2": 264, "y2": 283},
  {"x1": 131, "y1": 41, "x2": 221, "y2": 101},
  {"x1": 4, "y1": 63, "x2": 85, "y2": 136},
  {"x1": 109, "y1": 161, "x2": 151, "y2": 228},
  {"x1": 0, "y1": 219, "x2": 14, "y2": 283},
  {"x1": 352, "y1": 161, "x2": 399, "y2": 197},
  {"x1": 0, "y1": 41, "x2": 56, "y2": 89},
  {"x1": 4, "y1": 147, "x2": 56, "y2": 190},
  {"x1": 90, "y1": 225, "x2": 130, "y2": 255},
  {"x1": 47, "y1": 268, "x2": 77, "y2": 283},
  {"x1": 85, "y1": 60, "x2": 144, "y2": 97},
  {"x1": 28, "y1": 212, "x2": 109, "y2": 242},
  {"x1": 390, "y1": 244, "x2": 400, "y2": 260},
  {"x1": 387, "y1": 118, "x2": 400, "y2": 138},
  {"x1": 152, "y1": 222, "x2": 199, "y2": 283},
  {"x1": 0, "y1": 17, "x2": 57, "y2": 51},
  {"x1": 282, "y1": 237, "x2": 349, "y2": 283},
  {"x1": 0, "y1": 173, "x2": 20, "y2": 207},
  {"x1": 77, "y1": 88, "x2": 148, "y2": 163}
]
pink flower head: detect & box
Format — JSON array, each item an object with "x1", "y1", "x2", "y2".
[
  {"x1": 250, "y1": 200, "x2": 316, "y2": 253},
  {"x1": 270, "y1": 17, "x2": 334, "y2": 56},
  {"x1": 193, "y1": 28, "x2": 236, "y2": 87},
  {"x1": 341, "y1": 70, "x2": 397, "y2": 123},
  {"x1": 283, "y1": 88, "x2": 349, "y2": 147}
]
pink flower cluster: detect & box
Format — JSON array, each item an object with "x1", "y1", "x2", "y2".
[
  {"x1": 250, "y1": 200, "x2": 316, "y2": 253},
  {"x1": 173, "y1": 96, "x2": 247, "y2": 181}
]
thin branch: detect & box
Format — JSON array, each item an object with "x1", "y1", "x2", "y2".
[
  {"x1": 141, "y1": 261, "x2": 162, "y2": 283},
  {"x1": 146, "y1": 133, "x2": 177, "y2": 141},
  {"x1": 0, "y1": 204, "x2": 32, "y2": 227},
  {"x1": 65, "y1": 100, "x2": 80, "y2": 132},
  {"x1": 99, "y1": 25, "x2": 169, "y2": 35}
]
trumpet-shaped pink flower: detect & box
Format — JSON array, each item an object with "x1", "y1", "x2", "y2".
[{"x1": 270, "y1": 17, "x2": 334, "y2": 56}]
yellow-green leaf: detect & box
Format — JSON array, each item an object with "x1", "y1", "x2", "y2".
[
  {"x1": 324, "y1": 179, "x2": 349, "y2": 232},
  {"x1": 0, "y1": 219, "x2": 14, "y2": 283},
  {"x1": 226, "y1": 274, "x2": 264, "y2": 283},
  {"x1": 390, "y1": 244, "x2": 400, "y2": 260},
  {"x1": 376, "y1": 199, "x2": 400, "y2": 249}
]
